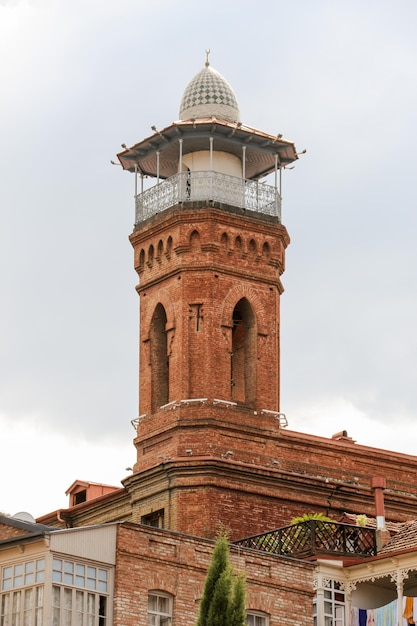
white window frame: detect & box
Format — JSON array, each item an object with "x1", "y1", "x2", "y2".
[
  {"x1": 148, "y1": 590, "x2": 173, "y2": 626},
  {"x1": 314, "y1": 579, "x2": 345, "y2": 626},
  {"x1": 247, "y1": 609, "x2": 270, "y2": 626}
]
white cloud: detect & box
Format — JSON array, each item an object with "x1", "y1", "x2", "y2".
[
  {"x1": 0, "y1": 413, "x2": 134, "y2": 518},
  {"x1": 1, "y1": 0, "x2": 417, "y2": 517},
  {"x1": 287, "y1": 396, "x2": 417, "y2": 456}
]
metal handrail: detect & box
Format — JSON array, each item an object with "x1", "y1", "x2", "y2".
[{"x1": 134, "y1": 171, "x2": 281, "y2": 224}]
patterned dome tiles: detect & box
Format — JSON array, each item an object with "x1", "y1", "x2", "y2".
[{"x1": 179, "y1": 65, "x2": 241, "y2": 123}]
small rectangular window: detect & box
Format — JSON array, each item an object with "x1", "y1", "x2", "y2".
[{"x1": 142, "y1": 509, "x2": 164, "y2": 529}]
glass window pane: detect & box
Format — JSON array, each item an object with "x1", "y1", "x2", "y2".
[
  {"x1": 24, "y1": 588, "x2": 33, "y2": 610},
  {"x1": 76, "y1": 564, "x2": 85, "y2": 576},
  {"x1": 36, "y1": 586, "x2": 44, "y2": 607},
  {"x1": 75, "y1": 590, "x2": 84, "y2": 612},
  {"x1": 98, "y1": 569, "x2": 107, "y2": 582},
  {"x1": 12, "y1": 590, "x2": 21, "y2": 612},
  {"x1": 35, "y1": 607, "x2": 43, "y2": 626},
  {"x1": 87, "y1": 593, "x2": 95, "y2": 614},
  {"x1": 52, "y1": 586, "x2": 61, "y2": 607},
  {"x1": 99, "y1": 595, "x2": 106, "y2": 616},
  {"x1": 52, "y1": 570, "x2": 62, "y2": 583},
  {"x1": 2, "y1": 593, "x2": 10, "y2": 620},
  {"x1": 13, "y1": 575, "x2": 23, "y2": 588},
  {"x1": 64, "y1": 588, "x2": 72, "y2": 609},
  {"x1": 25, "y1": 562, "x2": 34, "y2": 574},
  {"x1": 36, "y1": 570, "x2": 45, "y2": 583},
  {"x1": 324, "y1": 601, "x2": 332, "y2": 614},
  {"x1": 52, "y1": 607, "x2": 60, "y2": 626}
]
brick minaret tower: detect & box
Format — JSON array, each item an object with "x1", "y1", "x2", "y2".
[{"x1": 118, "y1": 59, "x2": 299, "y2": 538}]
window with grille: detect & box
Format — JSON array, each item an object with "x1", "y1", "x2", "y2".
[
  {"x1": 1, "y1": 559, "x2": 45, "y2": 626},
  {"x1": 313, "y1": 580, "x2": 345, "y2": 626},
  {"x1": 148, "y1": 591, "x2": 173, "y2": 626},
  {"x1": 51, "y1": 558, "x2": 109, "y2": 626}
]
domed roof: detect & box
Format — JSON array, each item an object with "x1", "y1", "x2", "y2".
[{"x1": 179, "y1": 62, "x2": 241, "y2": 124}]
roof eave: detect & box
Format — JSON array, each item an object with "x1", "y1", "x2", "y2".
[{"x1": 116, "y1": 118, "x2": 298, "y2": 179}]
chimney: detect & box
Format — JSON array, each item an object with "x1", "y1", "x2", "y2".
[
  {"x1": 371, "y1": 476, "x2": 390, "y2": 550},
  {"x1": 331, "y1": 430, "x2": 356, "y2": 443}
]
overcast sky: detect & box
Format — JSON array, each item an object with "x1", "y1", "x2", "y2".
[{"x1": 1, "y1": 0, "x2": 416, "y2": 518}]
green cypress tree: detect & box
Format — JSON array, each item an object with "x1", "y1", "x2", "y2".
[
  {"x1": 228, "y1": 574, "x2": 246, "y2": 626},
  {"x1": 196, "y1": 535, "x2": 230, "y2": 626},
  {"x1": 197, "y1": 534, "x2": 247, "y2": 626},
  {"x1": 207, "y1": 568, "x2": 232, "y2": 626}
]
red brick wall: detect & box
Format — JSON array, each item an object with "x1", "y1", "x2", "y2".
[
  {"x1": 130, "y1": 205, "x2": 288, "y2": 420},
  {"x1": 113, "y1": 522, "x2": 314, "y2": 626}
]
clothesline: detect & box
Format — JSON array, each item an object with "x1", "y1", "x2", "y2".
[{"x1": 350, "y1": 598, "x2": 417, "y2": 626}]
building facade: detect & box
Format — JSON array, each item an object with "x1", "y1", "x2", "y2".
[{"x1": 2, "y1": 60, "x2": 417, "y2": 626}]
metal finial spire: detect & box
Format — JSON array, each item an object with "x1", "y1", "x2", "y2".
[{"x1": 205, "y1": 49, "x2": 211, "y2": 67}]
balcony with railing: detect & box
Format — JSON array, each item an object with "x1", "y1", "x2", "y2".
[
  {"x1": 134, "y1": 171, "x2": 281, "y2": 225},
  {"x1": 233, "y1": 520, "x2": 377, "y2": 560}
]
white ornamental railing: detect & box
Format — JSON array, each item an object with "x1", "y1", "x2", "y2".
[{"x1": 135, "y1": 171, "x2": 281, "y2": 224}]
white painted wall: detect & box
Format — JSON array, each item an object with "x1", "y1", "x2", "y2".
[{"x1": 182, "y1": 150, "x2": 242, "y2": 177}]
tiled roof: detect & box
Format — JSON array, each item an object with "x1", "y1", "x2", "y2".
[
  {"x1": 341, "y1": 512, "x2": 401, "y2": 534},
  {"x1": 377, "y1": 520, "x2": 417, "y2": 555}
]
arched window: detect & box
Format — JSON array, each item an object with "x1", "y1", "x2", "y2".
[
  {"x1": 148, "y1": 591, "x2": 173, "y2": 626},
  {"x1": 262, "y1": 241, "x2": 270, "y2": 258},
  {"x1": 139, "y1": 248, "x2": 145, "y2": 269},
  {"x1": 148, "y1": 245, "x2": 154, "y2": 267},
  {"x1": 190, "y1": 229, "x2": 200, "y2": 251},
  {"x1": 150, "y1": 304, "x2": 169, "y2": 411},
  {"x1": 166, "y1": 236, "x2": 173, "y2": 258},
  {"x1": 231, "y1": 298, "x2": 256, "y2": 406},
  {"x1": 247, "y1": 611, "x2": 269, "y2": 626},
  {"x1": 221, "y1": 232, "x2": 229, "y2": 251},
  {"x1": 248, "y1": 238, "x2": 257, "y2": 255}
]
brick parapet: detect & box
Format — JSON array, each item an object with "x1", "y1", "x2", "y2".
[{"x1": 114, "y1": 522, "x2": 314, "y2": 626}]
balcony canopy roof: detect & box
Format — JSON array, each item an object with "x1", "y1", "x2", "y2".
[{"x1": 117, "y1": 118, "x2": 298, "y2": 181}]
